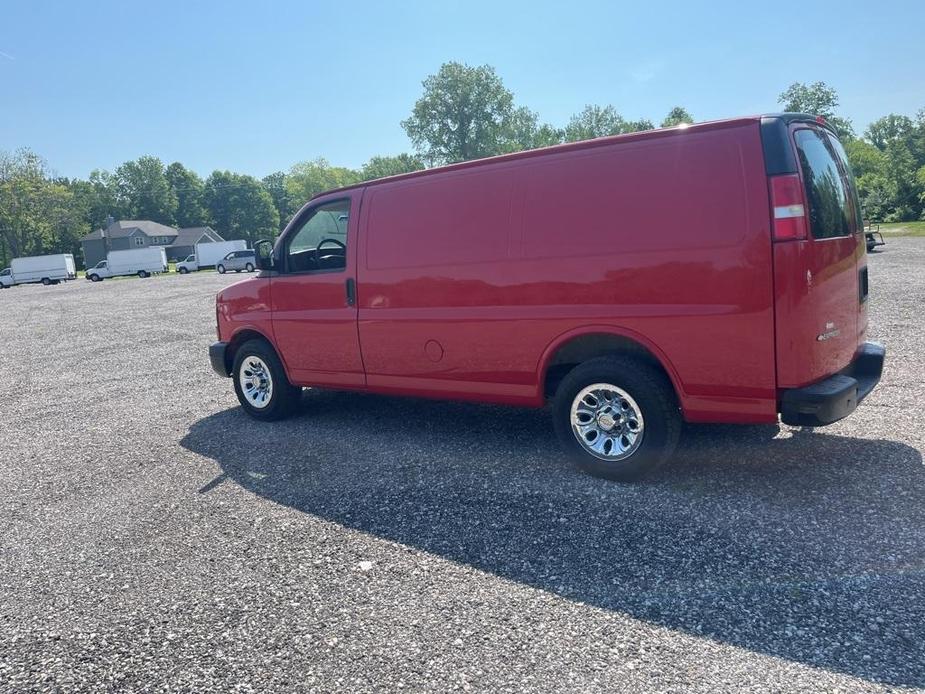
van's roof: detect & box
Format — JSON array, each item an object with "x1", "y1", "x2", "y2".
[{"x1": 309, "y1": 113, "x2": 825, "y2": 201}]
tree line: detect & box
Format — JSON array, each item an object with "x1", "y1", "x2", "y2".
[{"x1": 2, "y1": 62, "x2": 923, "y2": 269}]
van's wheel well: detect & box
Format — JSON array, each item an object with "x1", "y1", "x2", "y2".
[
  {"x1": 543, "y1": 333, "x2": 677, "y2": 403},
  {"x1": 225, "y1": 330, "x2": 278, "y2": 376}
]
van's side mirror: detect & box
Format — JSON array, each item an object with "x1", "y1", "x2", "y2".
[{"x1": 254, "y1": 239, "x2": 275, "y2": 271}]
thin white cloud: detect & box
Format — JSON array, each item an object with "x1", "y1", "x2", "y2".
[{"x1": 0, "y1": 50, "x2": 15, "y2": 61}]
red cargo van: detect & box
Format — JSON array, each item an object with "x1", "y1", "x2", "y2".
[{"x1": 209, "y1": 113, "x2": 884, "y2": 480}]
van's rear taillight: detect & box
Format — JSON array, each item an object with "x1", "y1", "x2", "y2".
[{"x1": 769, "y1": 174, "x2": 807, "y2": 241}]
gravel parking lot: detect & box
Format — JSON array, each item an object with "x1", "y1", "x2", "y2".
[{"x1": 1, "y1": 242, "x2": 923, "y2": 692}]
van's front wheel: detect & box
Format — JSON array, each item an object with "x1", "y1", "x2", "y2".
[
  {"x1": 232, "y1": 339, "x2": 302, "y2": 421},
  {"x1": 552, "y1": 356, "x2": 681, "y2": 481}
]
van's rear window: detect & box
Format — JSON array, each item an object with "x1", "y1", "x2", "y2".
[{"x1": 794, "y1": 129, "x2": 853, "y2": 239}]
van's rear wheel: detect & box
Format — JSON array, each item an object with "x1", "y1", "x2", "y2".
[
  {"x1": 552, "y1": 356, "x2": 681, "y2": 481},
  {"x1": 41, "y1": 278, "x2": 51, "y2": 286},
  {"x1": 232, "y1": 339, "x2": 302, "y2": 421},
  {"x1": 245, "y1": 262, "x2": 255, "y2": 272},
  {"x1": 137, "y1": 270, "x2": 148, "y2": 278}
]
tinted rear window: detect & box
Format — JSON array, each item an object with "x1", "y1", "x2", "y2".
[
  {"x1": 826, "y1": 132, "x2": 864, "y2": 232},
  {"x1": 794, "y1": 129, "x2": 853, "y2": 239}
]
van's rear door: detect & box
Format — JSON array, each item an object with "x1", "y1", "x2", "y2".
[{"x1": 766, "y1": 117, "x2": 866, "y2": 389}]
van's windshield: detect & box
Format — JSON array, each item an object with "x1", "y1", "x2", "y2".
[{"x1": 794, "y1": 128, "x2": 861, "y2": 239}]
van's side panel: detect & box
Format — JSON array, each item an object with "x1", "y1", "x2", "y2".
[
  {"x1": 357, "y1": 166, "x2": 536, "y2": 401},
  {"x1": 357, "y1": 122, "x2": 777, "y2": 422}
]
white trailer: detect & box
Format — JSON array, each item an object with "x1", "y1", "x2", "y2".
[
  {"x1": 0, "y1": 254, "x2": 77, "y2": 288},
  {"x1": 176, "y1": 240, "x2": 247, "y2": 273},
  {"x1": 86, "y1": 247, "x2": 167, "y2": 281}
]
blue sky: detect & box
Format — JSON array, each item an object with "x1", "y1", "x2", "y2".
[{"x1": 2, "y1": 0, "x2": 923, "y2": 180}]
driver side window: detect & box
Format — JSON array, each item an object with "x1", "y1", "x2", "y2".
[{"x1": 285, "y1": 199, "x2": 350, "y2": 273}]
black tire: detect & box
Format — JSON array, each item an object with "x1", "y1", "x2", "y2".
[
  {"x1": 217, "y1": 265, "x2": 226, "y2": 274},
  {"x1": 41, "y1": 278, "x2": 51, "y2": 286},
  {"x1": 178, "y1": 267, "x2": 188, "y2": 274},
  {"x1": 552, "y1": 356, "x2": 681, "y2": 481},
  {"x1": 232, "y1": 339, "x2": 302, "y2": 421},
  {"x1": 89, "y1": 274, "x2": 101, "y2": 282},
  {"x1": 245, "y1": 262, "x2": 255, "y2": 272},
  {"x1": 137, "y1": 270, "x2": 148, "y2": 278}
]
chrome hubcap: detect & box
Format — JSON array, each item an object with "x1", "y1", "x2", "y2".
[
  {"x1": 239, "y1": 356, "x2": 273, "y2": 409},
  {"x1": 570, "y1": 383, "x2": 644, "y2": 461}
]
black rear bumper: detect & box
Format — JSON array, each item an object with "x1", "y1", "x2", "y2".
[
  {"x1": 780, "y1": 342, "x2": 885, "y2": 426},
  {"x1": 210, "y1": 341, "x2": 231, "y2": 377}
]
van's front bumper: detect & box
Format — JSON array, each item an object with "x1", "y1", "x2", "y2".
[
  {"x1": 780, "y1": 342, "x2": 885, "y2": 426},
  {"x1": 210, "y1": 341, "x2": 231, "y2": 377}
]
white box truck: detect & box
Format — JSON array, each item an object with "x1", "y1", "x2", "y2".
[
  {"x1": 176, "y1": 240, "x2": 247, "y2": 273},
  {"x1": 0, "y1": 254, "x2": 77, "y2": 288},
  {"x1": 86, "y1": 247, "x2": 168, "y2": 282}
]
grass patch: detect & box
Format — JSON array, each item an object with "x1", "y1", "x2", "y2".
[{"x1": 877, "y1": 221, "x2": 925, "y2": 237}]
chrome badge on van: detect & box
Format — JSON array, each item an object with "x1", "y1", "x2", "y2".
[{"x1": 817, "y1": 322, "x2": 841, "y2": 342}]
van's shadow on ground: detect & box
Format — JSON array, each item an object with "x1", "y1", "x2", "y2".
[{"x1": 182, "y1": 390, "x2": 924, "y2": 687}]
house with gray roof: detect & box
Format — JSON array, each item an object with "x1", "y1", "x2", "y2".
[{"x1": 80, "y1": 220, "x2": 224, "y2": 267}]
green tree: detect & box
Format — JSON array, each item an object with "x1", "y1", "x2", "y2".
[
  {"x1": 360, "y1": 153, "x2": 425, "y2": 181},
  {"x1": 402, "y1": 62, "x2": 520, "y2": 164},
  {"x1": 661, "y1": 106, "x2": 694, "y2": 128},
  {"x1": 204, "y1": 171, "x2": 279, "y2": 244},
  {"x1": 852, "y1": 111, "x2": 925, "y2": 221},
  {"x1": 778, "y1": 81, "x2": 854, "y2": 138},
  {"x1": 0, "y1": 149, "x2": 87, "y2": 267},
  {"x1": 499, "y1": 106, "x2": 563, "y2": 152},
  {"x1": 261, "y1": 171, "x2": 293, "y2": 230},
  {"x1": 166, "y1": 162, "x2": 208, "y2": 228},
  {"x1": 113, "y1": 156, "x2": 178, "y2": 224},
  {"x1": 864, "y1": 114, "x2": 914, "y2": 151},
  {"x1": 286, "y1": 157, "x2": 361, "y2": 207},
  {"x1": 68, "y1": 170, "x2": 119, "y2": 230},
  {"x1": 625, "y1": 118, "x2": 655, "y2": 132},
  {"x1": 531, "y1": 123, "x2": 566, "y2": 148},
  {"x1": 879, "y1": 141, "x2": 921, "y2": 221},
  {"x1": 564, "y1": 105, "x2": 626, "y2": 142},
  {"x1": 845, "y1": 139, "x2": 889, "y2": 221},
  {"x1": 917, "y1": 165, "x2": 925, "y2": 214},
  {"x1": 844, "y1": 139, "x2": 886, "y2": 179}
]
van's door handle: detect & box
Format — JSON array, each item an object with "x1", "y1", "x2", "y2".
[{"x1": 345, "y1": 278, "x2": 356, "y2": 307}]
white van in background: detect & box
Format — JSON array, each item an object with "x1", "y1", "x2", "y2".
[
  {"x1": 0, "y1": 254, "x2": 77, "y2": 288},
  {"x1": 176, "y1": 240, "x2": 247, "y2": 273},
  {"x1": 86, "y1": 248, "x2": 167, "y2": 282}
]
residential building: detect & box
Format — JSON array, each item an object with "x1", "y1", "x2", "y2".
[{"x1": 80, "y1": 220, "x2": 225, "y2": 267}]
